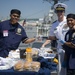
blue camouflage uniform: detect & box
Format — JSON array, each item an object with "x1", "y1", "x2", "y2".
[
  {"x1": 0, "y1": 20, "x2": 28, "y2": 57},
  {"x1": 63, "y1": 29, "x2": 75, "y2": 75}
]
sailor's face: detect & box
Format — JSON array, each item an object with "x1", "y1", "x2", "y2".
[
  {"x1": 56, "y1": 10, "x2": 65, "y2": 18},
  {"x1": 67, "y1": 18, "x2": 75, "y2": 29},
  {"x1": 10, "y1": 13, "x2": 20, "y2": 24}
]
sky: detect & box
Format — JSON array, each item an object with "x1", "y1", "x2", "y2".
[{"x1": 0, "y1": 0, "x2": 75, "y2": 20}]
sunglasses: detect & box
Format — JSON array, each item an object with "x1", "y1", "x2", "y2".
[{"x1": 56, "y1": 10, "x2": 64, "y2": 13}]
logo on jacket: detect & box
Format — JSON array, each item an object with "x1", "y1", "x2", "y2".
[{"x1": 16, "y1": 28, "x2": 21, "y2": 35}]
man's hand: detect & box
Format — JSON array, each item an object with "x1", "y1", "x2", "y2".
[{"x1": 59, "y1": 40, "x2": 66, "y2": 44}]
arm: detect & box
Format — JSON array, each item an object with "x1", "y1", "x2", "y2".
[
  {"x1": 41, "y1": 40, "x2": 51, "y2": 47},
  {"x1": 48, "y1": 36, "x2": 57, "y2": 40},
  {"x1": 21, "y1": 28, "x2": 36, "y2": 44},
  {"x1": 23, "y1": 38, "x2": 36, "y2": 44},
  {"x1": 64, "y1": 42, "x2": 75, "y2": 48},
  {"x1": 60, "y1": 40, "x2": 75, "y2": 48},
  {"x1": 48, "y1": 22, "x2": 58, "y2": 40}
]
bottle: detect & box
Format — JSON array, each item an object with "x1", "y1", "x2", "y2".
[
  {"x1": 53, "y1": 58, "x2": 58, "y2": 64},
  {"x1": 26, "y1": 47, "x2": 32, "y2": 62}
]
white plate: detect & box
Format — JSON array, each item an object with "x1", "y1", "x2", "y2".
[
  {"x1": 43, "y1": 53, "x2": 56, "y2": 59},
  {"x1": 0, "y1": 65, "x2": 11, "y2": 70},
  {"x1": 39, "y1": 53, "x2": 56, "y2": 59}
]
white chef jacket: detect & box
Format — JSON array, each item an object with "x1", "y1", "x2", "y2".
[{"x1": 49, "y1": 16, "x2": 69, "y2": 49}]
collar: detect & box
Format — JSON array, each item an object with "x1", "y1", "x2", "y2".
[{"x1": 9, "y1": 20, "x2": 18, "y2": 31}]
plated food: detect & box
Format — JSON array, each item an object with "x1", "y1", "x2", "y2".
[
  {"x1": 23, "y1": 61, "x2": 31, "y2": 71},
  {"x1": 47, "y1": 50, "x2": 53, "y2": 53},
  {"x1": 14, "y1": 60, "x2": 40, "y2": 72},
  {"x1": 32, "y1": 48, "x2": 39, "y2": 56},
  {"x1": 14, "y1": 60, "x2": 24, "y2": 71},
  {"x1": 31, "y1": 61, "x2": 40, "y2": 72},
  {"x1": 39, "y1": 48, "x2": 56, "y2": 59}
]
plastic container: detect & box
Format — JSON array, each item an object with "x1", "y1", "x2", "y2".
[{"x1": 26, "y1": 47, "x2": 32, "y2": 62}]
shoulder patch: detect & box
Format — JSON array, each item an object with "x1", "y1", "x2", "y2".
[{"x1": 52, "y1": 20, "x2": 57, "y2": 24}]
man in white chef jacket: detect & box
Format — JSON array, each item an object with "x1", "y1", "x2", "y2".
[{"x1": 48, "y1": 3, "x2": 69, "y2": 75}]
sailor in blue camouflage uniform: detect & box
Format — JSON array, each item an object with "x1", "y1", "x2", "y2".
[
  {"x1": 62, "y1": 13, "x2": 75, "y2": 75},
  {"x1": 0, "y1": 9, "x2": 35, "y2": 57}
]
